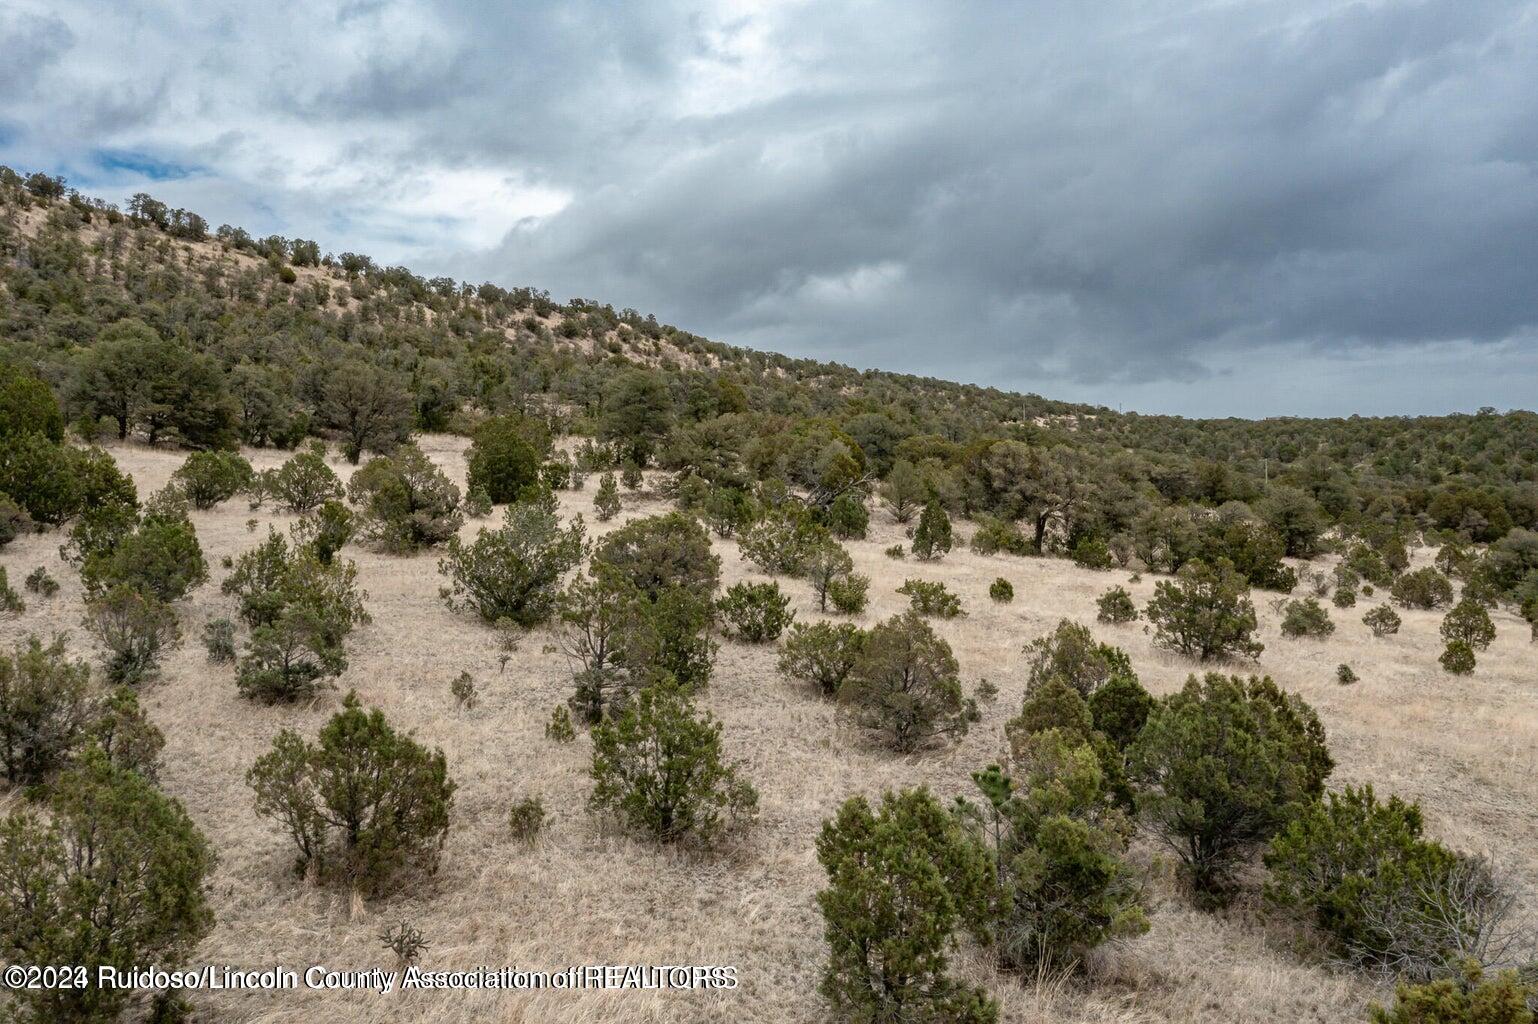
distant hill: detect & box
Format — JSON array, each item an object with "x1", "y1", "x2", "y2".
[{"x1": 2, "y1": 164, "x2": 1535, "y2": 550}]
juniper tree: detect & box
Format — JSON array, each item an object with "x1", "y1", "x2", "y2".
[
  {"x1": 955, "y1": 746, "x2": 1147, "y2": 973},
  {"x1": 82, "y1": 585, "x2": 182, "y2": 686},
  {"x1": 1280, "y1": 597, "x2": 1336, "y2": 638},
  {"x1": 438, "y1": 492, "x2": 586, "y2": 626},
  {"x1": 248, "y1": 692, "x2": 455, "y2": 892},
  {"x1": 80, "y1": 500, "x2": 207, "y2": 603},
  {"x1": 465, "y1": 415, "x2": 543, "y2": 503},
  {"x1": 1364, "y1": 605, "x2": 1403, "y2": 638},
  {"x1": 1440, "y1": 599, "x2": 1496, "y2": 652},
  {"x1": 1097, "y1": 586, "x2": 1138, "y2": 624},
  {"x1": 0, "y1": 635, "x2": 96, "y2": 788},
  {"x1": 1391, "y1": 568, "x2": 1456, "y2": 610},
  {"x1": 912, "y1": 499, "x2": 953, "y2": 561},
  {"x1": 1129, "y1": 673, "x2": 1332, "y2": 903},
  {"x1": 717, "y1": 581, "x2": 794, "y2": 643},
  {"x1": 879, "y1": 459, "x2": 927, "y2": 523},
  {"x1": 171, "y1": 449, "x2": 254, "y2": 509},
  {"x1": 803, "y1": 539, "x2": 855, "y2": 611},
  {"x1": 258, "y1": 442, "x2": 343, "y2": 513},
  {"x1": 89, "y1": 686, "x2": 165, "y2": 780},
  {"x1": 593, "y1": 511, "x2": 719, "y2": 603},
  {"x1": 840, "y1": 611, "x2": 971, "y2": 753},
  {"x1": 222, "y1": 531, "x2": 369, "y2": 702},
  {"x1": 1145, "y1": 559, "x2": 1263, "y2": 662},
  {"x1": 738, "y1": 504, "x2": 828, "y2": 576},
  {"x1": 346, "y1": 442, "x2": 464, "y2": 552},
  {"x1": 778, "y1": 622, "x2": 868, "y2": 698},
  {"x1": 1265, "y1": 785, "x2": 1513, "y2": 979},
  {"x1": 555, "y1": 565, "x2": 646, "y2": 723},
  {"x1": 1022, "y1": 619, "x2": 1134, "y2": 696},
  {"x1": 593, "y1": 472, "x2": 621, "y2": 521},
  {"x1": 588, "y1": 680, "x2": 757, "y2": 845},
  {"x1": 0, "y1": 748, "x2": 215, "y2": 1024},
  {"x1": 816, "y1": 788, "x2": 997, "y2": 1024}
]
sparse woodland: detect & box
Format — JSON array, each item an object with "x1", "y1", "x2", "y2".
[{"x1": 3, "y1": 170, "x2": 1538, "y2": 1023}]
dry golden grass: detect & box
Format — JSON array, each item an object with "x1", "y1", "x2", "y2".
[{"x1": 3, "y1": 434, "x2": 1535, "y2": 1022}]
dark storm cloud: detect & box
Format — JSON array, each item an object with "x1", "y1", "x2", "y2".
[{"x1": 3, "y1": 0, "x2": 1536, "y2": 415}]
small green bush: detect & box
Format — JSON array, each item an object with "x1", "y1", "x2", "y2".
[
  {"x1": 81, "y1": 504, "x2": 208, "y2": 604},
  {"x1": 1023, "y1": 619, "x2": 1134, "y2": 696},
  {"x1": 465, "y1": 416, "x2": 543, "y2": 503},
  {"x1": 1391, "y1": 567, "x2": 1456, "y2": 610},
  {"x1": 554, "y1": 567, "x2": 646, "y2": 724},
  {"x1": 1440, "y1": 641, "x2": 1476, "y2": 675},
  {"x1": 438, "y1": 493, "x2": 586, "y2": 626},
  {"x1": 248, "y1": 692, "x2": 455, "y2": 893},
  {"x1": 779, "y1": 622, "x2": 868, "y2": 698},
  {"x1": 91, "y1": 685, "x2": 166, "y2": 780},
  {"x1": 1370, "y1": 962, "x2": 1535, "y2": 1024},
  {"x1": 1337, "y1": 664, "x2": 1358, "y2": 685},
  {"x1": 449, "y1": 671, "x2": 477, "y2": 710},
  {"x1": 593, "y1": 472, "x2": 621, "y2": 521},
  {"x1": 1280, "y1": 597, "x2": 1336, "y2": 638},
  {"x1": 1071, "y1": 535, "x2": 1114, "y2": 570},
  {"x1": 827, "y1": 573, "x2": 871, "y2": 614},
  {"x1": 258, "y1": 442, "x2": 342, "y2": 513},
  {"x1": 1087, "y1": 673, "x2": 1156, "y2": 751},
  {"x1": 346, "y1": 442, "x2": 463, "y2": 552},
  {"x1": 718, "y1": 581, "x2": 794, "y2": 643},
  {"x1": 545, "y1": 704, "x2": 576, "y2": 743},
  {"x1": 1129, "y1": 673, "x2": 1332, "y2": 902},
  {"x1": 0, "y1": 436, "x2": 134, "y2": 526},
  {"x1": 1440, "y1": 599, "x2": 1496, "y2": 652},
  {"x1": 969, "y1": 515, "x2": 1031, "y2": 556},
  {"x1": 507, "y1": 797, "x2": 547, "y2": 842},
  {"x1": 171, "y1": 450, "x2": 254, "y2": 509},
  {"x1": 0, "y1": 567, "x2": 22, "y2": 615},
  {"x1": 463, "y1": 488, "x2": 492, "y2": 518},
  {"x1": 290, "y1": 499, "x2": 354, "y2": 564},
  {"x1": 840, "y1": 612, "x2": 971, "y2": 752},
  {"x1": 701, "y1": 486, "x2": 755, "y2": 538},
  {"x1": 588, "y1": 680, "x2": 757, "y2": 845},
  {"x1": 23, "y1": 566, "x2": 58, "y2": 597},
  {"x1": 82, "y1": 585, "x2": 182, "y2": 686},
  {"x1": 955, "y1": 751, "x2": 1147, "y2": 973},
  {"x1": 1145, "y1": 559, "x2": 1263, "y2": 662},
  {"x1": 1333, "y1": 586, "x2": 1358, "y2": 608},
  {"x1": 884, "y1": 544, "x2": 906, "y2": 559},
  {"x1": 1267, "y1": 785, "x2": 1505, "y2": 980},
  {"x1": 739, "y1": 505, "x2": 828, "y2": 576},
  {"x1": 989, "y1": 577, "x2": 1014, "y2": 603},
  {"x1": 827, "y1": 492, "x2": 869, "y2": 540},
  {"x1": 898, "y1": 578, "x2": 963, "y2": 618},
  {"x1": 1097, "y1": 586, "x2": 1138, "y2": 624},
  {"x1": 223, "y1": 531, "x2": 369, "y2": 702},
  {"x1": 1363, "y1": 604, "x2": 1402, "y2": 637},
  {"x1": 201, "y1": 618, "x2": 236, "y2": 663},
  {"x1": 594, "y1": 511, "x2": 720, "y2": 603},
  {"x1": 804, "y1": 540, "x2": 855, "y2": 611}
]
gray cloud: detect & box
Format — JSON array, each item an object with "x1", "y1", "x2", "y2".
[{"x1": 3, "y1": 0, "x2": 1536, "y2": 416}]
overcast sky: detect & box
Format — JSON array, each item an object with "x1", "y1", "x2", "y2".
[{"x1": 4, "y1": 1, "x2": 1536, "y2": 418}]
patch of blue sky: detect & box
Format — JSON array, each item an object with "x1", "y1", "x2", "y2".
[{"x1": 90, "y1": 148, "x2": 201, "y2": 181}]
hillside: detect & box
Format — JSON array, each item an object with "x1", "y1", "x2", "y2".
[{"x1": 1, "y1": 167, "x2": 1537, "y2": 1024}]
